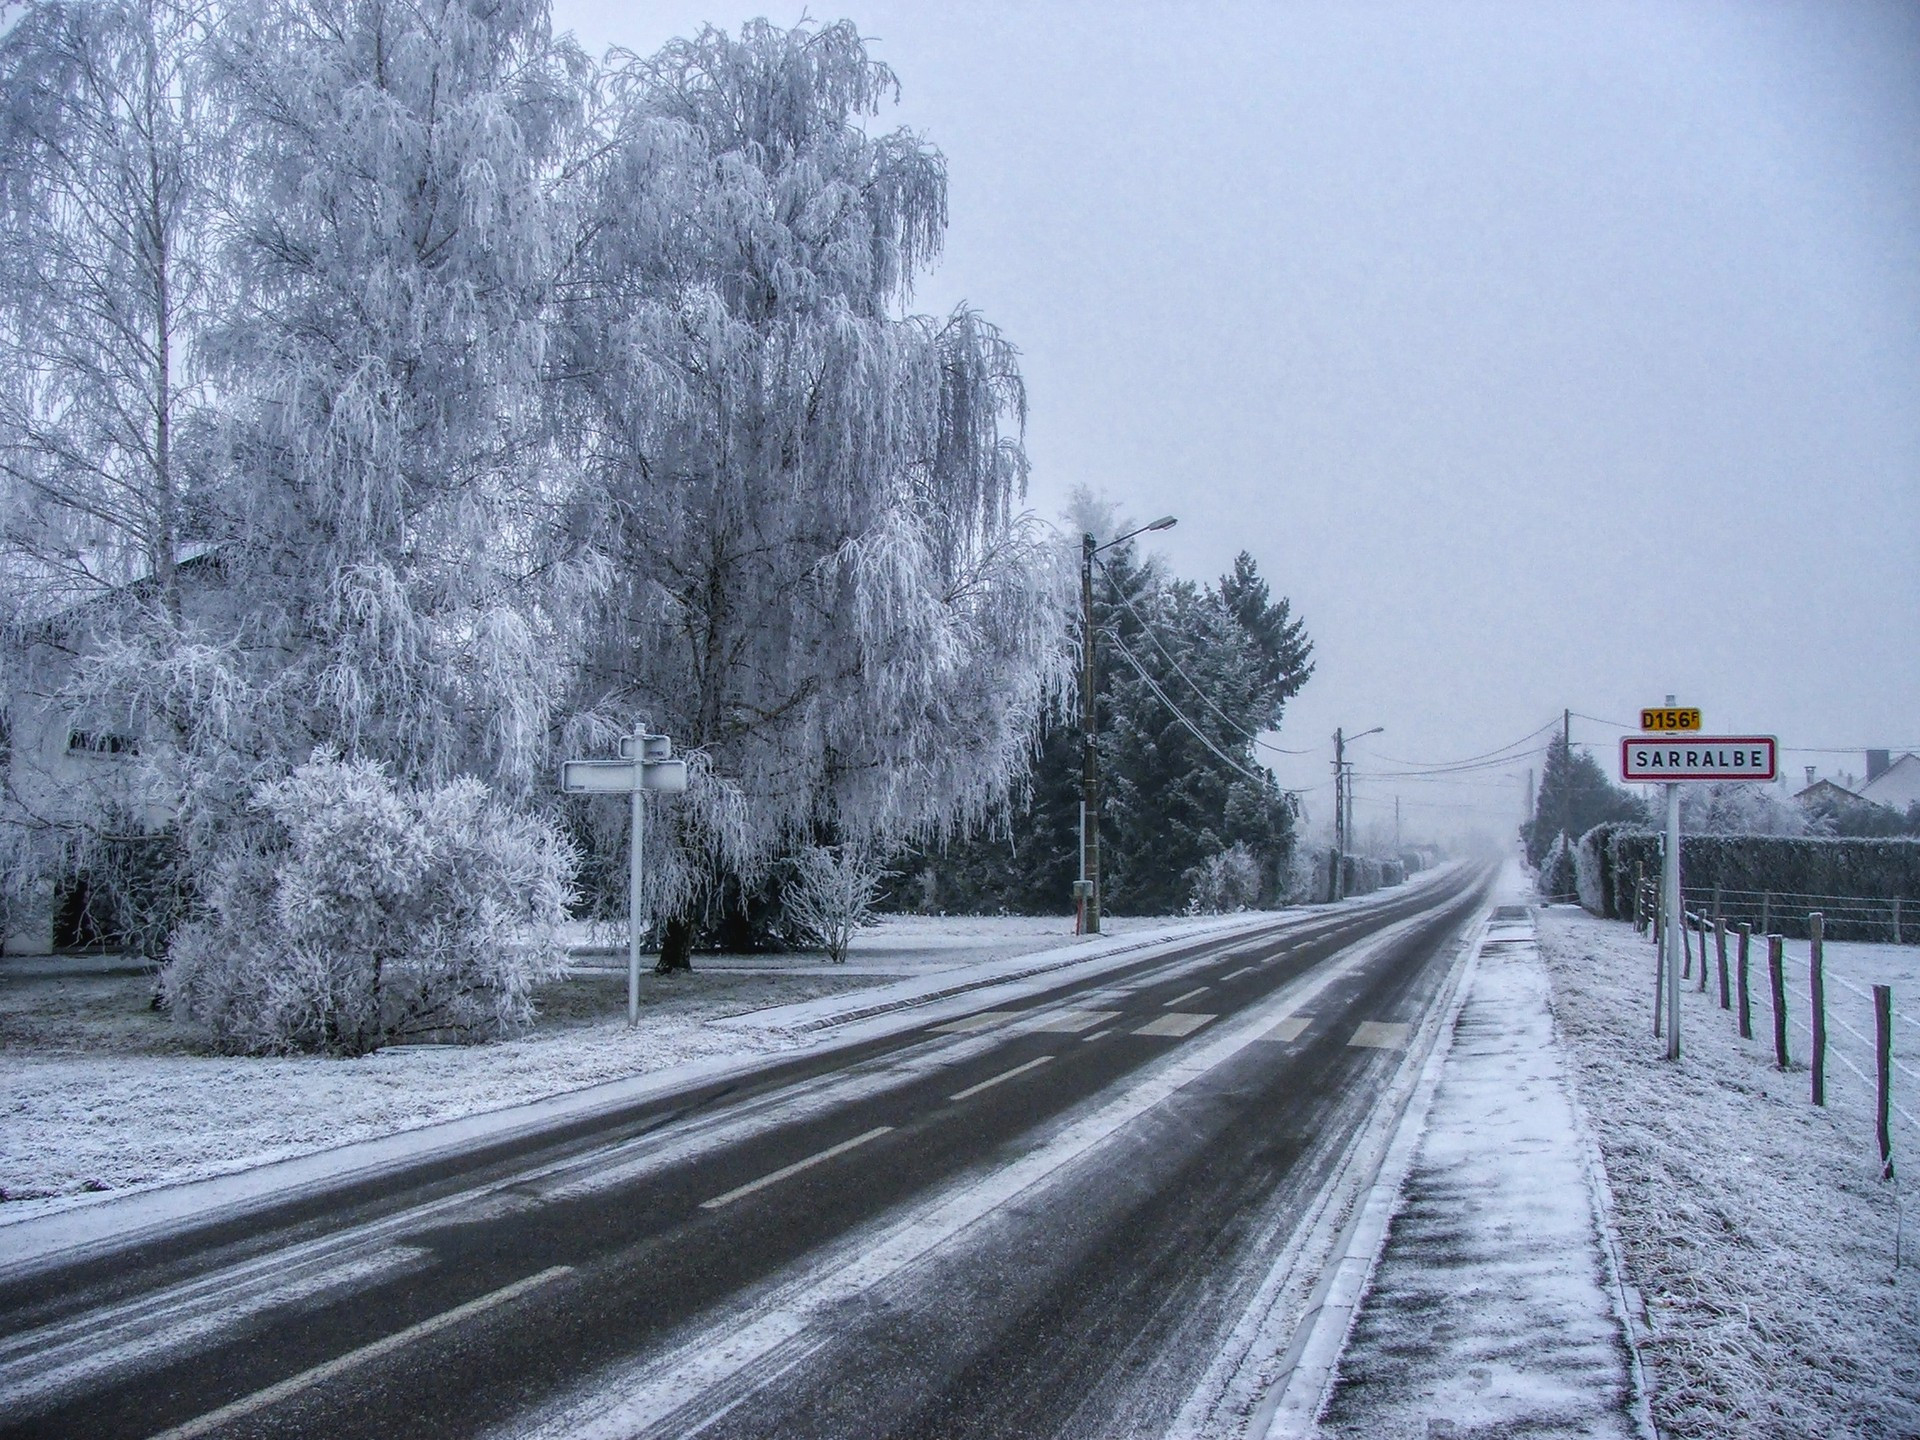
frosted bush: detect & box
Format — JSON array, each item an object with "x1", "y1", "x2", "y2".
[
  {"x1": 1187, "y1": 842, "x2": 1263, "y2": 914},
  {"x1": 782, "y1": 845, "x2": 889, "y2": 964},
  {"x1": 163, "y1": 754, "x2": 574, "y2": 1055},
  {"x1": 1537, "y1": 832, "x2": 1577, "y2": 903}
]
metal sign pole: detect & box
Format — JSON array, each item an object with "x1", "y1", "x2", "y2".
[
  {"x1": 629, "y1": 770, "x2": 644, "y2": 1028},
  {"x1": 1664, "y1": 778, "x2": 1682, "y2": 1060}
]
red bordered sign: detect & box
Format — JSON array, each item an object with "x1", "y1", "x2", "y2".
[{"x1": 1620, "y1": 736, "x2": 1777, "y2": 782}]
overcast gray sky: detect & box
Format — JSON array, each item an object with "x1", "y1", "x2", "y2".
[{"x1": 549, "y1": 0, "x2": 1920, "y2": 846}]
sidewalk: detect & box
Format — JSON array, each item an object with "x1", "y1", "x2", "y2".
[{"x1": 1287, "y1": 899, "x2": 1655, "y2": 1439}]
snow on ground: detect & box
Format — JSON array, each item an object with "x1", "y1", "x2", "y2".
[
  {"x1": 1537, "y1": 906, "x2": 1920, "y2": 1440},
  {"x1": 0, "y1": 913, "x2": 1178, "y2": 1219}
]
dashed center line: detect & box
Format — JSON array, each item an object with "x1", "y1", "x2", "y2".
[
  {"x1": 147, "y1": 1265, "x2": 573, "y2": 1440},
  {"x1": 1165, "y1": 986, "x2": 1212, "y2": 1008},
  {"x1": 949, "y1": 1055, "x2": 1054, "y2": 1101},
  {"x1": 929, "y1": 1011, "x2": 1021, "y2": 1034},
  {"x1": 1221, "y1": 966, "x2": 1258, "y2": 981},
  {"x1": 1081, "y1": 1028, "x2": 1114, "y2": 1043},
  {"x1": 699, "y1": 1127, "x2": 895, "y2": 1210}
]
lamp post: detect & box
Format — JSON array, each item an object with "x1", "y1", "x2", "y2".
[
  {"x1": 1332, "y1": 724, "x2": 1383, "y2": 900},
  {"x1": 1078, "y1": 514, "x2": 1177, "y2": 934}
]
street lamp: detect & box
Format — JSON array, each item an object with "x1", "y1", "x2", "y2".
[
  {"x1": 1078, "y1": 514, "x2": 1177, "y2": 934},
  {"x1": 1332, "y1": 725, "x2": 1383, "y2": 900}
]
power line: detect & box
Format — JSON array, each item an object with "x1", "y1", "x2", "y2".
[
  {"x1": 1094, "y1": 557, "x2": 1317, "y2": 755},
  {"x1": 1105, "y1": 631, "x2": 1282, "y2": 790},
  {"x1": 1368, "y1": 718, "x2": 1561, "y2": 773}
]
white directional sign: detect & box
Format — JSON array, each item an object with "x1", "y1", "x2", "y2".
[
  {"x1": 1620, "y1": 736, "x2": 1776, "y2": 783},
  {"x1": 562, "y1": 759, "x2": 637, "y2": 793}
]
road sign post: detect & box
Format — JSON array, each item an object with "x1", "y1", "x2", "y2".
[
  {"x1": 562, "y1": 734, "x2": 689, "y2": 1026},
  {"x1": 1621, "y1": 705, "x2": 1776, "y2": 1061}
]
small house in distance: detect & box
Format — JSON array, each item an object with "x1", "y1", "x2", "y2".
[{"x1": 1859, "y1": 750, "x2": 1920, "y2": 814}]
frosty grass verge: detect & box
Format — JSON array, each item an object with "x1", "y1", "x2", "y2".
[
  {"x1": 1539, "y1": 906, "x2": 1920, "y2": 1440},
  {"x1": 0, "y1": 914, "x2": 1186, "y2": 1218}
]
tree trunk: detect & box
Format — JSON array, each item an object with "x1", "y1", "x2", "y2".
[{"x1": 656, "y1": 915, "x2": 696, "y2": 973}]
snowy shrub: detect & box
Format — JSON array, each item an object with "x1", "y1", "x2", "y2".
[
  {"x1": 1281, "y1": 846, "x2": 1325, "y2": 905},
  {"x1": 1537, "y1": 833, "x2": 1577, "y2": 903},
  {"x1": 163, "y1": 755, "x2": 574, "y2": 1055},
  {"x1": 782, "y1": 845, "x2": 889, "y2": 964},
  {"x1": 1187, "y1": 842, "x2": 1263, "y2": 914}
]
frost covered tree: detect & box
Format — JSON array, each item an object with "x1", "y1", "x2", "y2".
[
  {"x1": 190, "y1": 0, "x2": 598, "y2": 793},
  {"x1": 0, "y1": 0, "x2": 218, "y2": 617},
  {"x1": 561, "y1": 21, "x2": 1068, "y2": 967},
  {"x1": 1521, "y1": 732, "x2": 1646, "y2": 866},
  {"x1": 781, "y1": 843, "x2": 887, "y2": 963},
  {"x1": 910, "y1": 507, "x2": 1314, "y2": 917}
]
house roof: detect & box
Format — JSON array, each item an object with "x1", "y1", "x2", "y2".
[
  {"x1": 1859, "y1": 753, "x2": 1920, "y2": 812},
  {"x1": 1793, "y1": 778, "x2": 1864, "y2": 807}
]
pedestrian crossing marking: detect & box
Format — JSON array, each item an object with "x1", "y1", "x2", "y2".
[
  {"x1": 1348, "y1": 1021, "x2": 1411, "y2": 1049},
  {"x1": 1028, "y1": 1009, "x2": 1119, "y2": 1033},
  {"x1": 1134, "y1": 1012, "x2": 1215, "y2": 1038},
  {"x1": 1258, "y1": 1016, "x2": 1312, "y2": 1043},
  {"x1": 930, "y1": 1011, "x2": 1021, "y2": 1034}
]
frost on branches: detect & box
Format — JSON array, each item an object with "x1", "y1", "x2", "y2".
[
  {"x1": 782, "y1": 844, "x2": 889, "y2": 964},
  {"x1": 563, "y1": 20, "x2": 1069, "y2": 966},
  {"x1": 164, "y1": 754, "x2": 574, "y2": 1055}
]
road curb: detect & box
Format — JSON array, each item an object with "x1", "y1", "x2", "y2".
[{"x1": 1248, "y1": 900, "x2": 1498, "y2": 1439}]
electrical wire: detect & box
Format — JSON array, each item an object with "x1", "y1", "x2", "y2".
[
  {"x1": 1105, "y1": 630, "x2": 1282, "y2": 790},
  {"x1": 1367, "y1": 717, "x2": 1561, "y2": 773},
  {"x1": 1093, "y1": 555, "x2": 1317, "y2": 755}
]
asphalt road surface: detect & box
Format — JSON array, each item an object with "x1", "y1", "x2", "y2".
[{"x1": 0, "y1": 866, "x2": 1493, "y2": 1440}]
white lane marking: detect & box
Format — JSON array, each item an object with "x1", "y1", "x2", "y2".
[
  {"x1": 1025, "y1": 1009, "x2": 1118, "y2": 1034},
  {"x1": 147, "y1": 1265, "x2": 573, "y2": 1440},
  {"x1": 1222, "y1": 966, "x2": 1259, "y2": 981},
  {"x1": 1166, "y1": 986, "x2": 1212, "y2": 1008},
  {"x1": 1081, "y1": 1029, "x2": 1114, "y2": 1043},
  {"x1": 699, "y1": 1128, "x2": 894, "y2": 1210},
  {"x1": 0, "y1": 1246, "x2": 430, "y2": 1412},
  {"x1": 499, "y1": 911, "x2": 1439, "y2": 1440},
  {"x1": 1258, "y1": 1016, "x2": 1312, "y2": 1044},
  {"x1": 949, "y1": 1055, "x2": 1053, "y2": 1102},
  {"x1": 1349, "y1": 1020, "x2": 1411, "y2": 1049},
  {"x1": 1135, "y1": 1012, "x2": 1216, "y2": 1038},
  {"x1": 929, "y1": 1011, "x2": 1021, "y2": 1034}
]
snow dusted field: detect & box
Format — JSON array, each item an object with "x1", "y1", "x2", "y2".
[
  {"x1": 1538, "y1": 906, "x2": 1920, "y2": 1439},
  {"x1": 0, "y1": 913, "x2": 1180, "y2": 1218}
]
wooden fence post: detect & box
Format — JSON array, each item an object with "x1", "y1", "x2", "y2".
[
  {"x1": 1698, "y1": 916, "x2": 1710, "y2": 993},
  {"x1": 1896, "y1": 896, "x2": 1904, "y2": 947},
  {"x1": 1654, "y1": 906, "x2": 1666, "y2": 1039},
  {"x1": 1876, "y1": 984, "x2": 1895, "y2": 1181},
  {"x1": 1736, "y1": 923, "x2": 1752, "y2": 1040},
  {"x1": 1762, "y1": 890, "x2": 1771, "y2": 937},
  {"x1": 1769, "y1": 934, "x2": 1788, "y2": 1069},
  {"x1": 1681, "y1": 913, "x2": 1692, "y2": 979},
  {"x1": 1634, "y1": 862, "x2": 1645, "y2": 931},
  {"x1": 1716, "y1": 916, "x2": 1730, "y2": 1010},
  {"x1": 1810, "y1": 913, "x2": 1826, "y2": 1107}
]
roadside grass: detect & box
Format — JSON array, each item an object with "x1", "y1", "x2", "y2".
[{"x1": 1538, "y1": 906, "x2": 1920, "y2": 1440}]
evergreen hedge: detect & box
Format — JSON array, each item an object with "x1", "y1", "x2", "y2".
[{"x1": 1578, "y1": 827, "x2": 1920, "y2": 940}]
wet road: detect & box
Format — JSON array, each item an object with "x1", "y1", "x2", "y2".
[{"x1": 0, "y1": 867, "x2": 1491, "y2": 1440}]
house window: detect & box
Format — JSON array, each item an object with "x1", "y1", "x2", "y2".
[{"x1": 67, "y1": 729, "x2": 139, "y2": 757}]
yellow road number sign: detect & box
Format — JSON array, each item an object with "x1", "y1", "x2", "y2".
[{"x1": 1640, "y1": 707, "x2": 1701, "y2": 732}]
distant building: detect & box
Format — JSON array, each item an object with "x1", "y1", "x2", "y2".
[
  {"x1": 1793, "y1": 776, "x2": 1865, "y2": 810},
  {"x1": 1859, "y1": 751, "x2": 1920, "y2": 813}
]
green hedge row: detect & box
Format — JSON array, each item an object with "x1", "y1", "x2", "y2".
[{"x1": 1578, "y1": 826, "x2": 1920, "y2": 941}]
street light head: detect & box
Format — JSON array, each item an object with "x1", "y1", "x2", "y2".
[{"x1": 1146, "y1": 515, "x2": 1177, "y2": 532}]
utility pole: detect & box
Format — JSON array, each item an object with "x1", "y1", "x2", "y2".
[
  {"x1": 1080, "y1": 533, "x2": 1101, "y2": 935},
  {"x1": 1078, "y1": 516, "x2": 1177, "y2": 934},
  {"x1": 1394, "y1": 794, "x2": 1401, "y2": 853},
  {"x1": 1562, "y1": 707, "x2": 1572, "y2": 844},
  {"x1": 1332, "y1": 727, "x2": 1345, "y2": 900}
]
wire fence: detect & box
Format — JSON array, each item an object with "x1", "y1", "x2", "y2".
[
  {"x1": 1635, "y1": 882, "x2": 1913, "y2": 1180},
  {"x1": 1676, "y1": 883, "x2": 1914, "y2": 945}
]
